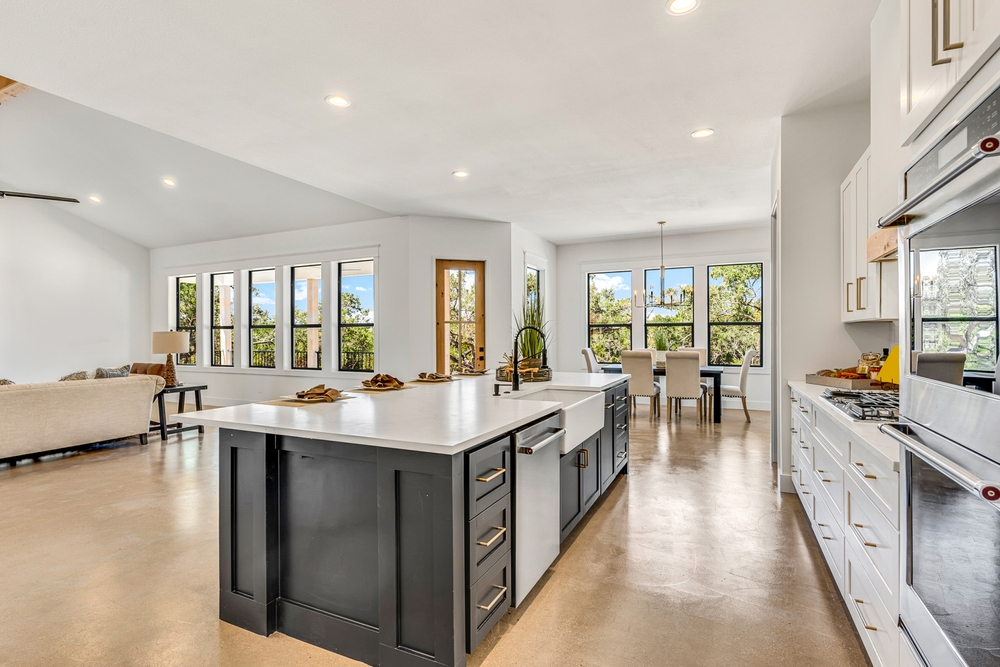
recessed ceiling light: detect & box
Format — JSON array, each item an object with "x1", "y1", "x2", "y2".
[
  {"x1": 452, "y1": 170, "x2": 469, "y2": 178},
  {"x1": 691, "y1": 128, "x2": 714, "y2": 138},
  {"x1": 326, "y1": 95, "x2": 351, "y2": 108},
  {"x1": 666, "y1": 0, "x2": 700, "y2": 15},
  {"x1": 88, "y1": 195, "x2": 102, "y2": 203},
  {"x1": 162, "y1": 177, "x2": 176, "y2": 187}
]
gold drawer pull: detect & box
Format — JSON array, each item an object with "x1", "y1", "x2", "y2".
[
  {"x1": 477, "y1": 585, "x2": 508, "y2": 611},
  {"x1": 617, "y1": 451, "x2": 627, "y2": 458},
  {"x1": 476, "y1": 526, "x2": 507, "y2": 547},
  {"x1": 851, "y1": 523, "x2": 878, "y2": 548},
  {"x1": 822, "y1": 536, "x2": 834, "y2": 540},
  {"x1": 852, "y1": 462, "x2": 877, "y2": 479},
  {"x1": 605, "y1": 403, "x2": 614, "y2": 409},
  {"x1": 800, "y1": 445, "x2": 809, "y2": 450},
  {"x1": 476, "y1": 467, "x2": 506, "y2": 483},
  {"x1": 852, "y1": 598, "x2": 878, "y2": 631}
]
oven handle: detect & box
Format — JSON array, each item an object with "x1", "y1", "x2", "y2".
[
  {"x1": 878, "y1": 135, "x2": 1000, "y2": 228},
  {"x1": 880, "y1": 423, "x2": 1000, "y2": 504}
]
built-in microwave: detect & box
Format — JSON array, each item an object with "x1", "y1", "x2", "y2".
[{"x1": 879, "y1": 82, "x2": 1000, "y2": 667}]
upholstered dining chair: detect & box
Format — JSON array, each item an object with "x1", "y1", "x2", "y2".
[
  {"x1": 680, "y1": 346, "x2": 710, "y2": 413},
  {"x1": 704, "y1": 350, "x2": 757, "y2": 423},
  {"x1": 582, "y1": 348, "x2": 600, "y2": 373},
  {"x1": 663, "y1": 351, "x2": 702, "y2": 423},
  {"x1": 622, "y1": 350, "x2": 660, "y2": 421}
]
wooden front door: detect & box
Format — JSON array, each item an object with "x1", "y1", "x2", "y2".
[{"x1": 436, "y1": 260, "x2": 486, "y2": 374}]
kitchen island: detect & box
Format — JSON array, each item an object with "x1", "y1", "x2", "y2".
[{"x1": 178, "y1": 372, "x2": 629, "y2": 667}]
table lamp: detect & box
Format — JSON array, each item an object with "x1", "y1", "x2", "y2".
[{"x1": 152, "y1": 331, "x2": 190, "y2": 387}]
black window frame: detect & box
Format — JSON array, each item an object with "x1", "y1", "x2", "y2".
[
  {"x1": 290, "y1": 264, "x2": 323, "y2": 370},
  {"x1": 586, "y1": 270, "x2": 633, "y2": 364},
  {"x1": 175, "y1": 275, "x2": 197, "y2": 365},
  {"x1": 248, "y1": 268, "x2": 276, "y2": 369},
  {"x1": 707, "y1": 262, "x2": 764, "y2": 368},
  {"x1": 918, "y1": 245, "x2": 999, "y2": 372},
  {"x1": 211, "y1": 272, "x2": 235, "y2": 367},
  {"x1": 338, "y1": 260, "x2": 375, "y2": 372},
  {"x1": 526, "y1": 266, "x2": 541, "y2": 303},
  {"x1": 642, "y1": 266, "x2": 695, "y2": 351}
]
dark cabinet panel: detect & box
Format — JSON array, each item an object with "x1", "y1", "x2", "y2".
[
  {"x1": 560, "y1": 444, "x2": 583, "y2": 539},
  {"x1": 467, "y1": 435, "x2": 511, "y2": 518},
  {"x1": 599, "y1": 387, "x2": 616, "y2": 494},
  {"x1": 467, "y1": 494, "x2": 510, "y2": 586},
  {"x1": 580, "y1": 434, "x2": 600, "y2": 513},
  {"x1": 467, "y1": 551, "x2": 511, "y2": 652}
]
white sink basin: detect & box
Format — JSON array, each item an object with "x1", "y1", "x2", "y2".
[{"x1": 512, "y1": 389, "x2": 604, "y2": 454}]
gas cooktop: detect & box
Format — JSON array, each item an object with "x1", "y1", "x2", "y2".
[{"x1": 820, "y1": 388, "x2": 899, "y2": 422}]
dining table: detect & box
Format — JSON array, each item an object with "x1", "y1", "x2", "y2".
[{"x1": 600, "y1": 363, "x2": 726, "y2": 423}]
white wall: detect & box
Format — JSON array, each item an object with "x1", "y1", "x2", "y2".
[
  {"x1": 775, "y1": 101, "x2": 896, "y2": 492},
  {"x1": 0, "y1": 196, "x2": 149, "y2": 383},
  {"x1": 511, "y1": 224, "x2": 559, "y2": 365},
  {"x1": 555, "y1": 226, "x2": 772, "y2": 411},
  {"x1": 149, "y1": 215, "x2": 518, "y2": 405}
]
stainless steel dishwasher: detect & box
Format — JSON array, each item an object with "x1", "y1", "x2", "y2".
[{"x1": 512, "y1": 414, "x2": 564, "y2": 607}]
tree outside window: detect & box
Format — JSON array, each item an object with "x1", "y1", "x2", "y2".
[
  {"x1": 708, "y1": 263, "x2": 763, "y2": 366},
  {"x1": 176, "y1": 276, "x2": 197, "y2": 365},
  {"x1": 644, "y1": 267, "x2": 694, "y2": 350},
  {"x1": 588, "y1": 271, "x2": 632, "y2": 363},
  {"x1": 212, "y1": 273, "x2": 235, "y2": 367},
  {"x1": 249, "y1": 269, "x2": 276, "y2": 369},
  {"x1": 339, "y1": 260, "x2": 375, "y2": 372},
  {"x1": 919, "y1": 247, "x2": 998, "y2": 372},
  {"x1": 291, "y1": 265, "x2": 322, "y2": 370}
]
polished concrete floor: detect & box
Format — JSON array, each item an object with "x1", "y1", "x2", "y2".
[{"x1": 0, "y1": 405, "x2": 866, "y2": 667}]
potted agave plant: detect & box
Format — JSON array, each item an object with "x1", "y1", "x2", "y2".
[
  {"x1": 652, "y1": 328, "x2": 669, "y2": 367},
  {"x1": 514, "y1": 291, "x2": 549, "y2": 371}
]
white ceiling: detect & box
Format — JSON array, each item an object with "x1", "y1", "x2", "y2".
[{"x1": 0, "y1": 0, "x2": 879, "y2": 246}]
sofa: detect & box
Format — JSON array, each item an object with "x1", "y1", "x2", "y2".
[{"x1": 0, "y1": 375, "x2": 162, "y2": 464}]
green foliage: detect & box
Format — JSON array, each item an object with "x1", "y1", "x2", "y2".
[
  {"x1": 588, "y1": 277, "x2": 632, "y2": 362},
  {"x1": 708, "y1": 264, "x2": 762, "y2": 365},
  {"x1": 515, "y1": 290, "x2": 548, "y2": 359},
  {"x1": 340, "y1": 291, "x2": 374, "y2": 371},
  {"x1": 177, "y1": 279, "x2": 197, "y2": 364},
  {"x1": 651, "y1": 327, "x2": 669, "y2": 351},
  {"x1": 448, "y1": 270, "x2": 478, "y2": 371}
]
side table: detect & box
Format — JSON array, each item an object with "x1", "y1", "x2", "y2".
[{"x1": 151, "y1": 384, "x2": 208, "y2": 441}]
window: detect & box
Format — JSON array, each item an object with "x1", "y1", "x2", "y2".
[
  {"x1": 249, "y1": 269, "x2": 276, "y2": 369},
  {"x1": 588, "y1": 271, "x2": 632, "y2": 363},
  {"x1": 175, "y1": 276, "x2": 197, "y2": 365},
  {"x1": 291, "y1": 264, "x2": 322, "y2": 370},
  {"x1": 436, "y1": 260, "x2": 485, "y2": 374},
  {"x1": 526, "y1": 266, "x2": 540, "y2": 304},
  {"x1": 708, "y1": 263, "x2": 763, "y2": 367},
  {"x1": 211, "y1": 272, "x2": 235, "y2": 367},
  {"x1": 644, "y1": 267, "x2": 694, "y2": 350},
  {"x1": 919, "y1": 246, "x2": 998, "y2": 372},
  {"x1": 339, "y1": 260, "x2": 375, "y2": 371}
]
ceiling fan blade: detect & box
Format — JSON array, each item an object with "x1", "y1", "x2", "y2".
[{"x1": 0, "y1": 191, "x2": 80, "y2": 203}]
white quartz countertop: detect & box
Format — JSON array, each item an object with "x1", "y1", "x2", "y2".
[
  {"x1": 788, "y1": 380, "x2": 900, "y2": 466},
  {"x1": 177, "y1": 372, "x2": 629, "y2": 455}
]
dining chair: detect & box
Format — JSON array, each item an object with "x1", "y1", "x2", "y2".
[
  {"x1": 581, "y1": 348, "x2": 600, "y2": 373},
  {"x1": 663, "y1": 351, "x2": 702, "y2": 423},
  {"x1": 622, "y1": 350, "x2": 660, "y2": 421},
  {"x1": 914, "y1": 352, "x2": 966, "y2": 386},
  {"x1": 704, "y1": 350, "x2": 757, "y2": 423},
  {"x1": 680, "y1": 346, "x2": 710, "y2": 412}
]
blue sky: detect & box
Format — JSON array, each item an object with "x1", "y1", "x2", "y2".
[
  {"x1": 252, "y1": 281, "x2": 275, "y2": 318},
  {"x1": 342, "y1": 274, "x2": 374, "y2": 317},
  {"x1": 590, "y1": 272, "x2": 631, "y2": 298}
]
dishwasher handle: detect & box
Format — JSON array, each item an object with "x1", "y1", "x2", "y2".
[{"x1": 517, "y1": 428, "x2": 566, "y2": 455}]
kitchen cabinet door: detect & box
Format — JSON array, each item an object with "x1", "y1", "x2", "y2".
[
  {"x1": 841, "y1": 172, "x2": 859, "y2": 322},
  {"x1": 560, "y1": 445, "x2": 583, "y2": 541},
  {"x1": 855, "y1": 149, "x2": 880, "y2": 317},
  {"x1": 599, "y1": 388, "x2": 616, "y2": 494},
  {"x1": 580, "y1": 434, "x2": 600, "y2": 514}
]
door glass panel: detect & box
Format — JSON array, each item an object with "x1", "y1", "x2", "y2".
[
  {"x1": 444, "y1": 268, "x2": 478, "y2": 373},
  {"x1": 910, "y1": 454, "x2": 1000, "y2": 667}
]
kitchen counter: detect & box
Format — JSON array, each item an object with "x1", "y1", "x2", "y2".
[
  {"x1": 788, "y1": 380, "x2": 899, "y2": 466},
  {"x1": 178, "y1": 372, "x2": 628, "y2": 455}
]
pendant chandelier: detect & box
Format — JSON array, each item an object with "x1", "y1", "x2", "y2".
[{"x1": 633, "y1": 221, "x2": 686, "y2": 309}]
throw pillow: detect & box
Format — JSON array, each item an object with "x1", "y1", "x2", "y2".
[
  {"x1": 59, "y1": 371, "x2": 91, "y2": 381},
  {"x1": 0, "y1": 379, "x2": 14, "y2": 385},
  {"x1": 94, "y1": 364, "x2": 132, "y2": 379}
]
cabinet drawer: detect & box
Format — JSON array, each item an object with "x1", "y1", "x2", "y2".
[
  {"x1": 467, "y1": 436, "x2": 512, "y2": 519},
  {"x1": 794, "y1": 463, "x2": 814, "y2": 520},
  {"x1": 468, "y1": 494, "x2": 510, "y2": 586},
  {"x1": 614, "y1": 383, "x2": 629, "y2": 417},
  {"x1": 467, "y1": 550, "x2": 511, "y2": 652},
  {"x1": 813, "y1": 489, "x2": 845, "y2": 589},
  {"x1": 815, "y1": 411, "x2": 848, "y2": 462},
  {"x1": 812, "y1": 432, "x2": 845, "y2": 518},
  {"x1": 848, "y1": 437, "x2": 899, "y2": 529},
  {"x1": 847, "y1": 542, "x2": 898, "y2": 667},
  {"x1": 846, "y1": 477, "x2": 898, "y2": 613},
  {"x1": 791, "y1": 394, "x2": 814, "y2": 426}
]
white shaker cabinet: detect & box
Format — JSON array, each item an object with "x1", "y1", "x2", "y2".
[
  {"x1": 842, "y1": 148, "x2": 896, "y2": 322},
  {"x1": 901, "y1": 0, "x2": 1000, "y2": 146}
]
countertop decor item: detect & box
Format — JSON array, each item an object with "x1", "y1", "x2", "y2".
[
  {"x1": 291, "y1": 385, "x2": 345, "y2": 402},
  {"x1": 362, "y1": 374, "x2": 404, "y2": 389},
  {"x1": 416, "y1": 372, "x2": 453, "y2": 382},
  {"x1": 152, "y1": 331, "x2": 190, "y2": 387}
]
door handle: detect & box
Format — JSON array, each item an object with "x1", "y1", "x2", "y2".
[
  {"x1": 851, "y1": 523, "x2": 878, "y2": 549},
  {"x1": 578, "y1": 448, "x2": 589, "y2": 468},
  {"x1": 518, "y1": 428, "x2": 565, "y2": 454},
  {"x1": 852, "y1": 598, "x2": 879, "y2": 632},
  {"x1": 846, "y1": 282, "x2": 854, "y2": 312},
  {"x1": 476, "y1": 526, "x2": 507, "y2": 547},
  {"x1": 932, "y1": 0, "x2": 953, "y2": 65},
  {"x1": 476, "y1": 467, "x2": 506, "y2": 483},
  {"x1": 943, "y1": 0, "x2": 964, "y2": 51},
  {"x1": 477, "y1": 585, "x2": 507, "y2": 611},
  {"x1": 856, "y1": 276, "x2": 866, "y2": 310}
]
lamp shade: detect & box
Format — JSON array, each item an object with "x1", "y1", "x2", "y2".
[{"x1": 152, "y1": 331, "x2": 190, "y2": 355}]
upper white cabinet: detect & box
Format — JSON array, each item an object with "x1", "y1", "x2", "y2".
[
  {"x1": 900, "y1": 0, "x2": 1000, "y2": 145},
  {"x1": 841, "y1": 148, "x2": 900, "y2": 323}
]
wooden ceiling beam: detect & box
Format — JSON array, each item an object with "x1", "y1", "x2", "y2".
[{"x1": 0, "y1": 76, "x2": 31, "y2": 104}]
